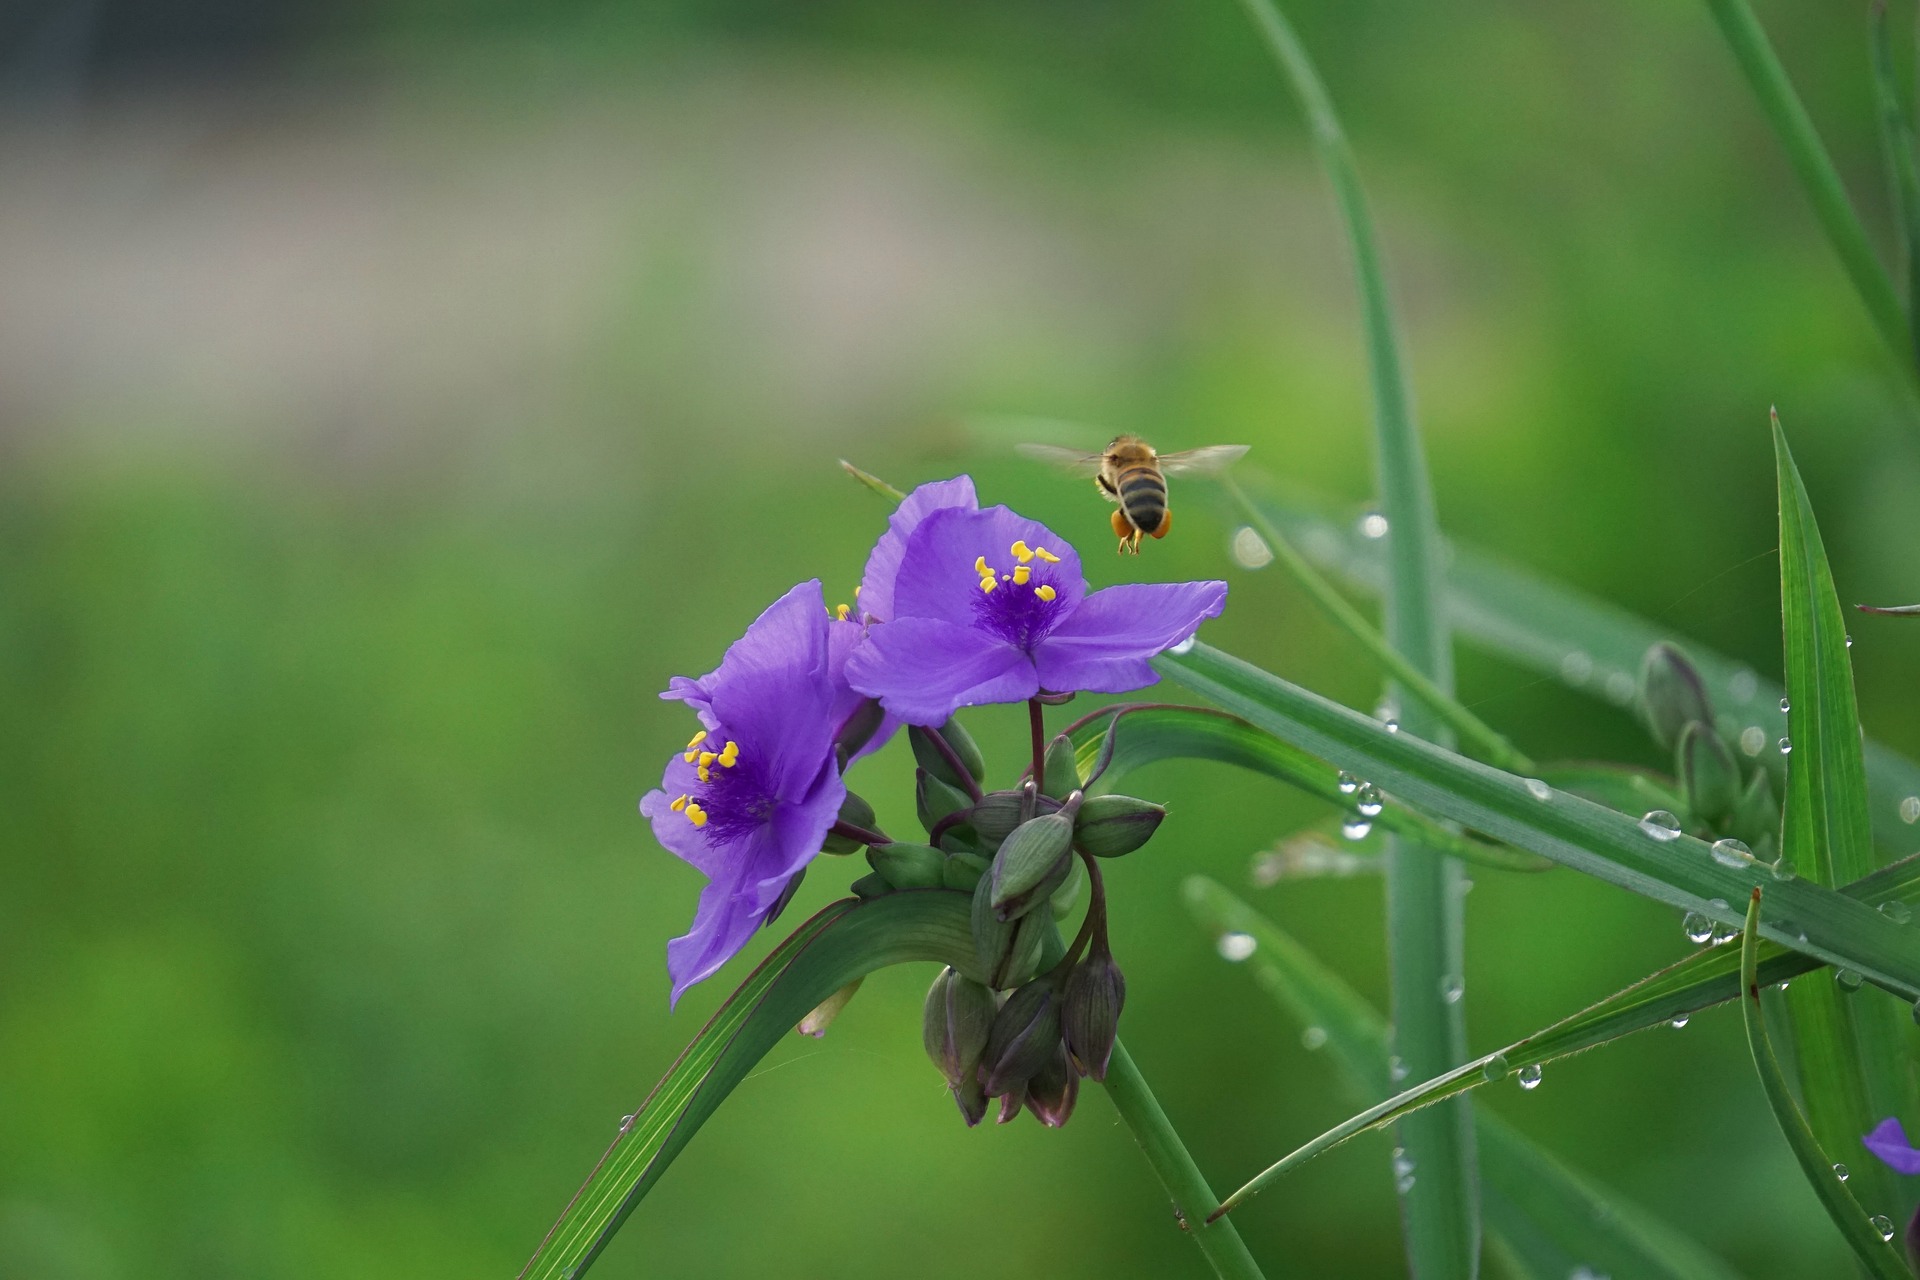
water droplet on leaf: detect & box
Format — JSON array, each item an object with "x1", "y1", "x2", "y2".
[
  {"x1": 1710, "y1": 838, "x2": 1755, "y2": 869},
  {"x1": 1873, "y1": 1215, "x2": 1895, "y2": 1242},
  {"x1": 1359, "y1": 512, "x2": 1389, "y2": 539},
  {"x1": 1300, "y1": 1025, "x2": 1328, "y2": 1051},
  {"x1": 1439, "y1": 974, "x2": 1465, "y2": 1004},
  {"x1": 1880, "y1": 900, "x2": 1913, "y2": 925},
  {"x1": 1168, "y1": 634, "x2": 1197, "y2": 656},
  {"x1": 1482, "y1": 1054, "x2": 1509, "y2": 1082},
  {"x1": 1739, "y1": 725, "x2": 1766, "y2": 756},
  {"x1": 1341, "y1": 815, "x2": 1374, "y2": 840},
  {"x1": 1670, "y1": 1014, "x2": 1689, "y2": 1029},
  {"x1": 1639, "y1": 810, "x2": 1683, "y2": 842},
  {"x1": 1836, "y1": 968, "x2": 1863, "y2": 992},
  {"x1": 1903, "y1": 795, "x2": 1920, "y2": 825},
  {"x1": 1560, "y1": 651, "x2": 1594, "y2": 685},
  {"x1": 1778, "y1": 736, "x2": 1792, "y2": 755},
  {"x1": 1833, "y1": 1163, "x2": 1849, "y2": 1182},
  {"x1": 1230, "y1": 525, "x2": 1274, "y2": 569},
  {"x1": 1354, "y1": 783, "x2": 1383, "y2": 817},
  {"x1": 1524, "y1": 778, "x2": 1552, "y2": 801},
  {"x1": 1336, "y1": 771, "x2": 1361, "y2": 795},
  {"x1": 1682, "y1": 911, "x2": 1714, "y2": 945},
  {"x1": 1517, "y1": 1063, "x2": 1543, "y2": 1090}
]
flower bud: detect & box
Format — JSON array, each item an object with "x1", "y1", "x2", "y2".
[
  {"x1": 1049, "y1": 854, "x2": 1086, "y2": 921},
  {"x1": 1676, "y1": 721, "x2": 1738, "y2": 827},
  {"x1": 833, "y1": 697, "x2": 887, "y2": 765},
  {"x1": 1026, "y1": 1042, "x2": 1080, "y2": 1128},
  {"x1": 941, "y1": 849, "x2": 989, "y2": 891},
  {"x1": 850, "y1": 871, "x2": 891, "y2": 899},
  {"x1": 916, "y1": 768, "x2": 970, "y2": 836},
  {"x1": 922, "y1": 966, "x2": 996, "y2": 1089},
  {"x1": 798, "y1": 978, "x2": 863, "y2": 1037},
  {"x1": 1729, "y1": 767, "x2": 1780, "y2": 849},
  {"x1": 868, "y1": 842, "x2": 945, "y2": 890},
  {"x1": 971, "y1": 872, "x2": 1046, "y2": 988},
  {"x1": 821, "y1": 792, "x2": 879, "y2": 853},
  {"x1": 910, "y1": 720, "x2": 985, "y2": 791},
  {"x1": 966, "y1": 789, "x2": 1057, "y2": 850},
  {"x1": 1061, "y1": 948, "x2": 1126, "y2": 1081},
  {"x1": 989, "y1": 812, "x2": 1077, "y2": 921},
  {"x1": 1042, "y1": 733, "x2": 1082, "y2": 801},
  {"x1": 1072, "y1": 794, "x2": 1167, "y2": 858},
  {"x1": 1639, "y1": 642, "x2": 1714, "y2": 751},
  {"x1": 981, "y1": 979, "x2": 1062, "y2": 1097},
  {"x1": 764, "y1": 866, "x2": 807, "y2": 927},
  {"x1": 951, "y1": 1075, "x2": 990, "y2": 1127}
]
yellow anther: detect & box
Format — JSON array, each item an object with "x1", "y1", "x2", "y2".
[
  {"x1": 697, "y1": 767, "x2": 711, "y2": 783},
  {"x1": 853, "y1": 584, "x2": 861, "y2": 598},
  {"x1": 683, "y1": 751, "x2": 698, "y2": 763},
  {"x1": 669, "y1": 794, "x2": 688, "y2": 812},
  {"x1": 686, "y1": 730, "x2": 708, "y2": 749},
  {"x1": 979, "y1": 575, "x2": 997, "y2": 594},
  {"x1": 1010, "y1": 540, "x2": 1035, "y2": 564},
  {"x1": 719, "y1": 741, "x2": 739, "y2": 767},
  {"x1": 1012, "y1": 564, "x2": 1032, "y2": 585},
  {"x1": 685, "y1": 803, "x2": 709, "y2": 828},
  {"x1": 698, "y1": 751, "x2": 718, "y2": 767},
  {"x1": 1035, "y1": 584, "x2": 1057, "y2": 602},
  {"x1": 974, "y1": 555, "x2": 991, "y2": 577},
  {"x1": 1033, "y1": 546, "x2": 1060, "y2": 563}
]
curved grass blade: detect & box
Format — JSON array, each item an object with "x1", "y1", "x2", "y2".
[
  {"x1": 1232, "y1": 1, "x2": 1478, "y2": 1269},
  {"x1": 1159, "y1": 641, "x2": 1920, "y2": 999},
  {"x1": 838, "y1": 458, "x2": 906, "y2": 503},
  {"x1": 522, "y1": 891, "x2": 977, "y2": 1280},
  {"x1": 1063, "y1": 703, "x2": 1549, "y2": 873},
  {"x1": 1702, "y1": 0, "x2": 1912, "y2": 370},
  {"x1": 1871, "y1": 0, "x2": 1920, "y2": 365},
  {"x1": 1232, "y1": 479, "x2": 1920, "y2": 857},
  {"x1": 1740, "y1": 888, "x2": 1915, "y2": 1279},
  {"x1": 1183, "y1": 876, "x2": 1744, "y2": 1280},
  {"x1": 1773, "y1": 415, "x2": 1915, "y2": 1226}
]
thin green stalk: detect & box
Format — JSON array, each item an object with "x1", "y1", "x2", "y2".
[
  {"x1": 1704, "y1": 0, "x2": 1914, "y2": 370},
  {"x1": 1102, "y1": 1039, "x2": 1268, "y2": 1280},
  {"x1": 1871, "y1": 0, "x2": 1920, "y2": 368},
  {"x1": 1232, "y1": 1, "x2": 1477, "y2": 1275},
  {"x1": 1223, "y1": 475, "x2": 1530, "y2": 773}
]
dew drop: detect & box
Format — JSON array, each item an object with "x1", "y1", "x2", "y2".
[
  {"x1": 1846, "y1": 633, "x2": 1855, "y2": 650},
  {"x1": 1779, "y1": 697, "x2": 1791, "y2": 713},
  {"x1": 1360, "y1": 512, "x2": 1390, "y2": 539},
  {"x1": 1707, "y1": 899, "x2": 1738, "y2": 945},
  {"x1": 1560, "y1": 651, "x2": 1595, "y2": 685},
  {"x1": 1336, "y1": 771, "x2": 1361, "y2": 795},
  {"x1": 1301, "y1": 1025, "x2": 1328, "y2": 1051},
  {"x1": 1341, "y1": 815, "x2": 1375, "y2": 841},
  {"x1": 1873, "y1": 1215, "x2": 1895, "y2": 1242},
  {"x1": 1776, "y1": 980, "x2": 1789, "y2": 992},
  {"x1": 1769, "y1": 859, "x2": 1794, "y2": 882},
  {"x1": 1836, "y1": 968, "x2": 1864, "y2": 992},
  {"x1": 1396, "y1": 1171, "x2": 1417, "y2": 1194},
  {"x1": 1834, "y1": 1162, "x2": 1850, "y2": 1182},
  {"x1": 1517, "y1": 1063, "x2": 1543, "y2": 1091},
  {"x1": 1669, "y1": 1014, "x2": 1689, "y2": 1029},
  {"x1": 1230, "y1": 525, "x2": 1274, "y2": 569},
  {"x1": 1389, "y1": 1054, "x2": 1409, "y2": 1082},
  {"x1": 1881, "y1": 900, "x2": 1913, "y2": 925},
  {"x1": 1439, "y1": 974, "x2": 1465, "y2": 1004},
  {"x1": 1682, "y1": 911, "x2": 1714, "y2": 945},
  {"x1": 1778, "y1": 736, "x2": 1792, "y2": 754},
  {"x1": 1902, "y1": 795, "x2": 1920, "y2": 825},
  {"x1": 1604, "y1": 671, "x2": 1636, "y2": 705},
  {"x1": 1169, "y1": 634, "x2": 1197, "y2": 657},
  {"x1": 1383, "y1": 719, "x2": 1401, "y2": 734},
  {"x1": 1217, "y1": 932, "x2": 1257, "y2": 962},
  {"x1": 1710, "y1": 838, "x2": 1755, "y2": 870},
  {"x1": 1482, "y1": 1054, "x2": 1510, "y2": 1082},
  {"x1": 1729, "y1": 668, "x2": 1759, "y2": 702},
  {"x1": 1524, "y1": 777, "x2": 1552, "y2": 801},
  {"x1": 1639, "y1": 810, "x2": 1683, "y2": 842},
  {"x1": 1739, "y1": 725, "x2": 1766, "y2": 757},
  {"x1": 1355, "y1": 783, "x2": 1384, "y2": 817},
  {"x1": 1391, "y1": 1146, "x2": 1417, "y2": 1194}
]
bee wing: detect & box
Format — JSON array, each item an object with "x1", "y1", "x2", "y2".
[
  {"x1": 1016, "y1": 442, "x2": 1107, "y2": 476},
  {"x1": 1157, "y1": 444, "x2": 1250, "y2": 476}
]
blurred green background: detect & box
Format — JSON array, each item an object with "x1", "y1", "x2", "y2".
[{"x1": 5, "y1": 1, "x2": 1920, "y2": 1276}]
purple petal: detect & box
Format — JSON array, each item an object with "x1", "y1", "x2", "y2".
[
  {"x1": 1865, "y1": 1117, "x2": 1920, "y2": 1175},
  {"x1": 846, "y1": 616, "x2": 1039, "y2": 725},
  {"x1": 659, "y1": 580, "x2": 831, "y2": 728},
  {"x1": 1032, "y1": 580, "x2": 1227, "y2": 694},
  {"x1": 893, "y1": 505, "x2": 1085, "y2": 628},
  {"x1": 660, "y1": 675, "x2": 718, "y2": 729},
  {"x1": 858, "y1": 477, "x2": 978, "y2": 623},
  {"x1": 827, "y1": 616, "x2": 899, "y2": 763}
]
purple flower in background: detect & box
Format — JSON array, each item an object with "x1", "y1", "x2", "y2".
[
  {"x1": 1863, "y1": 1116, "x2": 1920, "y2": 1264},
  {"x1": 847, "y1": 487, "x2": 1227, "y2": 725},
  {"x1": 641, "y1": 580, "x2": 851, "y2": 1005}
]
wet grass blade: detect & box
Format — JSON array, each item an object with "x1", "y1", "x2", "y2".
[
  {"x1": 522, "y1": 891, "x2": 976, "y2": 1280},
  {"x1": 1231, "y1": 1, "x2": 1477, "y2": 1270},
  {"x1": 1773, "y1": 415, "x2": 1916, "y2": 1229},
  {"x1": 1184, "y1": 877, "x2": 1744, "y2": 1280},
  {"x1": 1872, "y1": 0, "x2": 1920, "y2": 365},
  {"x1": 1232, "y1": 479, "x2": 1920, "y2": 859},
  {"x1": 1740, "y1": 888, "x2": 1915, "y2": 1278},
  {"x1": 1158, "y1": 641, "x2": 1920, "y2": 999},
  {"x1": 1702, "y1": 0, "x2": 1912, "y2": 369},
  {"x1": 1063, "y1": 703, "x2": 1550, "y2": 873}
]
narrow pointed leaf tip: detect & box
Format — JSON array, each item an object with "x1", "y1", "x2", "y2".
[{"x1": 839, "y1": 459, "x2": 907, "y2": 503}]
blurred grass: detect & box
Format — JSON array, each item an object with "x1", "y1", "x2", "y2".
[{"x1": 5, "y1": 3, "x2": 1920, "y2": 1276}]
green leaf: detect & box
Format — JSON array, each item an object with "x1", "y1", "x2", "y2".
[
  {"x1": 1701, "y1": 0, "x2": 1913, "y2": 371},
  {"x1": 1773, "y1": 416, "x2": 1916, "y2": 1230},
  {"x1": 522, "y1": 891, "x2": 977, "y2": 1280},
  {"x1": 1233, "y1": 479, "x2": 1920, "y2": 858},
  {"x1": 1232, "y1": 1, "x2": 1477, "y2": 1270},
  {"x1": 1740, "y1": 888, "x2": 1915, "y2": 1279},
  {"x1": 1064, "y1": 703, "x2": 1550, "y2": 873},
  {"x1": 1183, "y1": 877, "x2": 1744, "y2": 1280},
  {"x1": 1159, "y1": 641, "x2": 1920, "y2": 999},
  {"x1": 1871, "y1": 0, "x2": 1920, "y2": 366}
]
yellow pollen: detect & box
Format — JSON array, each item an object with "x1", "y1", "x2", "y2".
[
  {"x1": 1033, "y1": 546, "x2": 1060, "y2": 563},
  {"x1": 1012, "y1": 564, "x2": 1032, "y2": 585},
  {"x1": 669, "y1": 794, "x2": 688, "y2": 812},
  {"x1": 1035, "y1": 584, "x2": 1057, "y2": 602},
  {"x1": 685, "y1": 803, "x2": 708, "y2": 828},
  {"x1": 697, "y1": 767, "x2": 711, "y2": 783},
  {"x1": 686, "y1": 730, "x2": 708, "y2": 749},
  {"x1": 719, "y1": 741, "x2": 739, "y2": 767},
  {"x1": 974, "y1": 555, "x2": 991, "y2": 577},
  {"x1": 835, "y1": 604, "x2": 852, "y2": 620},
  {"x1": 698, "y1": 751, "x2": 718, "y2": 767},
  {"x1": 1010, "y1": 540, "x2": 1035, "y2": 563},
  {"x1": 979, "y1": 575, "x2": 997, "y2": 594},
  {"x1": 853, "y1": 584, "x2": 861, "y2": 598}
]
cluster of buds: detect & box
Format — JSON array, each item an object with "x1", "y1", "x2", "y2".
[
  {"x1": 836, "y1": 719, "x2": 1161, "y2": 1128},
  {"x1": 1638, "y1": 643, "x2": 1780, "y2": 856}
]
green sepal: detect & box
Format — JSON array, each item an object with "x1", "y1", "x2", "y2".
[{"x1": 867, "y1": 842, "x2": 945, "y2": 891}]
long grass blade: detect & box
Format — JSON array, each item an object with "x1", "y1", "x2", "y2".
[
  {"x1": 1740, "y1": 888, "x2": 1915, "y2": 1278},
  {"x1": 1702, "y1": 0, "x2": 1912, "y2": 369},
  {"x1": 1230, "y1": 1, "x2": 1477, "y2": 1270},
  {"x1": 1872, "y1": 0, "x2": 1920, "y2": 364},
  {"x1": 1185, "y1": 876, "x2": 1745, "y2": 1280}
]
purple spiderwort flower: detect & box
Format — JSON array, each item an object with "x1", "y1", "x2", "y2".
[
  {"x1": 1863, "y1": 1116, "x2": 1920, "y2": 1263},
  {"x1": 846, "y1": 484, "x2": 1227, "y2": 725},
  {"x1": 641, "y1": 579, "x2": 861, "y2": 1005}
]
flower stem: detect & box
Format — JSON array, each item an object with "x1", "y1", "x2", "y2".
[
  {"x1": 828, "y1": 819, "x2": 892, "y2": 848},
  {"x1": 1028, "y1": 698, "x2": 1047, "y2": 792},
  {"x1": 1101, "y1": 1041, "x2": 1268, "y2": 1280}
]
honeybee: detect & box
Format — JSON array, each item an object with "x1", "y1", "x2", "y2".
[{"x1": 1019, "y1": 435, "x2": 1249, "y2": 553}]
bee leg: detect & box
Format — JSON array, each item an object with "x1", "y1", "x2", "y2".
[{"x1": 1149, "y1": 508, "x2": 1172, "y2": 539}]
